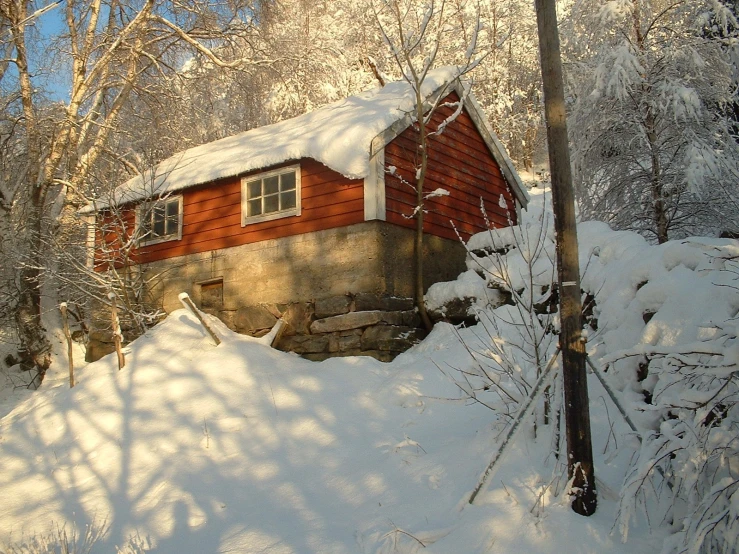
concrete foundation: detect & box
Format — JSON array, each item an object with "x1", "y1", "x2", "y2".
[{"x1": 146, "y1": 221, "x2": 466, "y2": 314}]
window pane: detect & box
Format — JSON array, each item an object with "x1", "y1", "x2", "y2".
[
  {"x1": 153, "y1": 214, "x2": 166, "y2": 237},
  {"x1": 264, "y1": 175, "x2": 279, "y2": 195},
  {"x1": 140, "y1": 199, "x2": 181, "y2": 241},
  {"x1": 151, "y1": 206, "x2": 165, "y2": 236},
  {"x1": 281, "y1": 172, "x2": 296, "y2": 191},
  {"x1": 264, "y1": 194, "x2": 279, "y2": 213},
  {"x1": 140, "y1": 207, "x2": 151, "y2": 234},
  {"x1": 281, "y1": 190, "x2": 296, "y2": 210},
  {"x1": 165, "y1": 215, "x2": 178, "y2": 235},
  {"x1": 247, "y1": 180, "x2": 261, "y2": 199},
  {"x1": 166, "y1": 199, "x2": 179, "y2": 217},
  {"x1": 248, "y1": 199, "x2": 262, "y2": 216},
  {"x1": 244, "y1": 169, "x2": 299, "y2": 221}
]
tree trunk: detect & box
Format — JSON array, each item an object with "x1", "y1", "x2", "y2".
[
  {"x1": 414, "y1": 105, "x2": 433, "y2": 332},
  {"x1": 60, "y1": 303, "x2": 74, "y2": 388},
  {"x1": 535, "y1": 0, "x2": 597, "y2": 516},
  {"x1": 646, "y1": 113, "x2": 668, "y2": 243},
  {"x1": 8, "y1": 0, "x2": 53, "y2": 377},
  {"x1": 16, "y1": 202, "x2": 52, "y2": 376},
  {"x1": 633, "y1": 1, "x2": 668, "y2": 244},
  {"x1": 415, "y1": 204, "x2": 433, "y2": 331}
]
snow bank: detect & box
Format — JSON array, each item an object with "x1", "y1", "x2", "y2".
[
  {"x1": 2, "y1": 186, "x2": 736, "y2": 552},
  {"x1": 427, "y1": 187, "x2": 739, "y2": 553},
  {"x1": 0, "y1": 311, "x2": 662, "y2": 553}
]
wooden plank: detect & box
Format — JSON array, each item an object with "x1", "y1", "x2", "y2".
[
  {"x1": 302, "y1": 179, "x2": 364, "y2": 197},
  {"x1": 179, "y1": 293, "x2": 221, "y2": 346},
  {"x1": 384, "y1": 187, "x2": 511, "y2": 226},
  {"x1": 386, "y1": 162, "x2": 508, "y2": 202},
  {"x1": 383, "y1": 160, "x2": 513, "y2": 219},
  {"x1": 392, "y1": 120, "x2": 493, "y2": 162},
  {"x1": 136, "y1": 210, "x2": 365, "y2": 263},
  {"x1": 384, "y1": 195, "x2": 508, "y2": 233},
  {"x1": 185, "y1": 204, "x2": 241, "y2": 224},
  {"x1": 386, "y1": 211, "x2": 475, "y2": 242},
  {"x1": 185, "y1": 179, "x2": 240, "y2": 203},
  {"x1": 388, "y1": 137, "x2": 505, "y2": 184},
  {"x1": 304, "y1": 184, "x2": 364, "y2": 205},
  {"x1": 181, "y1": 197, "x2": 365, "y2": 242},
  {"x1": 185, "y1": 191, "x2": 241, "y2": 214}
]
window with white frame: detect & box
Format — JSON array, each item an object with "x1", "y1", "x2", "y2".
[
  {"x1": 241, "y1": 165, "x2": 301, "y2": 225},
  {"x1": 138, "y1": 196, "x2": 183, "y2": 245}
]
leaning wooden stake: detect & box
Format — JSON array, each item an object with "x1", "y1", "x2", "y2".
[
  {"x1": 585, "y1": 355, "x2": 639, "y2": 434},
  {"x1": 109, "y1": 293, "x2": 125, "y2": 370},
  {"x1": 469, "y1": 348, "x2": 561, "y2": 505},
  {"x1": 59, "y1": 303, "x2": 74, "y2": 387},
  {"x1": 585, "y1": 354, "x2": 670, "y2": 487},
  {"x1": 264, "y1": 319, "x2": 286, "y2": 348},
  {"x1": 179, "y1": 293, "x2": 221, "y2": 346}
]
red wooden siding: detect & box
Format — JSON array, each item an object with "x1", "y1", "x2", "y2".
[
  {"x1": 96, "y1": 96, "x2": 519, "y2": 269},
  {"x1": 384, "y1": 92, "x2": 517, "y2": 242},
  {"x1": 93, "y1": 209, "x2": 136, "y2": 271},
  {"x1": 98, "y1": 159, "x2": 364, "y2": 267}
]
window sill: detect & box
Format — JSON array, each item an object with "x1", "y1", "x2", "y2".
[
  {"x1": 242, "y1": 207, "x2": 300, "y2": 226},
  {"x1": 139, "y1": 234, "x2": 181, "y2": 247}
]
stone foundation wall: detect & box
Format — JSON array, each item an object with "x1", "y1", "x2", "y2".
[
  {"x1": 233, "y1": 293, "x2": 425, "y2": 361},
  {"x1": 87, "y1": 221, "x2": 465, "y2": 362}
]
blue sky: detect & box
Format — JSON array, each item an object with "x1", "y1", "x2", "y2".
[{"x1": 21, "y1": 0, "x2": 69, "y2": 101}]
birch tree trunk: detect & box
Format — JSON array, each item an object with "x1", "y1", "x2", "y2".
[{"x1": 1, "y1": 0, "x2": 271, "y2": 375}]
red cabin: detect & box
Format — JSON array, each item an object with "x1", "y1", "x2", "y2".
[{"x1": 83, "y1": 68, "x2": 528, "y2": 361}]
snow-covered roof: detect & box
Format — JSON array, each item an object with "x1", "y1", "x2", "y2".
[{"x1": 82, "y1": 67, "x2": 527, "y2": 213}]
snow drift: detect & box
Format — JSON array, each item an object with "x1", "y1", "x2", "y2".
[{"x1": 1, "y1": 189, "x2": 737, "y2": 553}]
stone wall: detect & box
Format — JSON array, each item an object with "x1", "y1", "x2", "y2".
[{"x1": 234, "y1": 293, "x2": 425, "y2": 361}]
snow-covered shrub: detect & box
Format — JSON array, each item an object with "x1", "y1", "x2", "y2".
[
  {"x1": 429, "y1": 189, "x2": 739, "y2": 551},
  {"x1": 602, "y1": 252, "x2": 739, "y2": 554},
  {"x1": 428, "y1": 198, "x2": 562, "y2": 432}
]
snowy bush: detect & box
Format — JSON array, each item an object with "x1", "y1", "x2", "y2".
[
  {"x1": 605, "y1": 254, "x2": 739, "y2": 554},
  {"x1": 429, "y1": 198, "x2": 561, "y2": 434},
  {"x1": 428, "y1": 190, "x2": 739, "y2": 552}
]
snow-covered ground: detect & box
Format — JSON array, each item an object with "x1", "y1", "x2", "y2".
[{"x1": 0, "y1": 190, "x2": 736, "y2": 553}]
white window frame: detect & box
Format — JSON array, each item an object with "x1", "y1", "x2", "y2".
[
  {"x1": 241, "y1": 165, "x2": 301, "y2": 226},
  {"x1": 137, "y1": 195, "x2": 183, "y2": 246}
]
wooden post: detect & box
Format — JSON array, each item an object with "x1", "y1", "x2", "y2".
[
  {"x1": 267, "y1": 319, "x2": 286, "y2": 348},
  {"x1": 59, "y1": 303, "x2": 74, "y2": 388},
  {"x1": 109, "y1": 292, "x2": 126, "y2": 370},
  {"x1": 535, "y1": 0, "x2": 597, "y2": 515},
  {"x1": 179, "y1": 293, "x2": 221, "y2": 346}
]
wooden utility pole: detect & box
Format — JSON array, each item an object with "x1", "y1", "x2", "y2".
[{"x1": 534, "y1": 0, "x2": 597, "y2": 515}]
